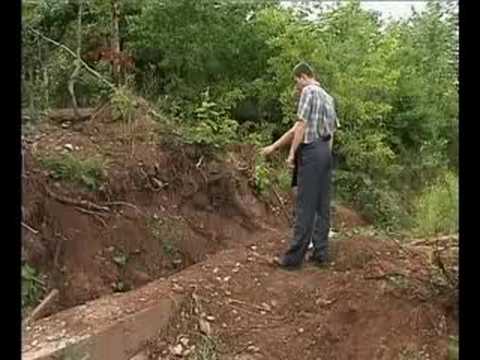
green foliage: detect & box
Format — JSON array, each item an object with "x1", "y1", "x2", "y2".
[
  {"x1": 336, "y1": 170, "x2": 410, "y2": 229},
  {"x1": 149, "y1": 216, "x2": 183, "y2": 260},
  {"x1": 253, "y1": 155, "x2": 272, "y2": 195},
  {"x1": 39, "y1": 153, "x2": 107, "y2": 190},
  {"x1": 22, "y1": 0, "x2": 458, "y2": 229},
  {"x1": 22, "y1": 264, "x2": 45, "y2": 309},
  {"x1": 111, "y1": 86, "x2": 138, "y2": 123},
  {"x1": 413, "y1": 171, "x2": 458, "y2": 236},
  {"x1": 448, "y1": 336, "x2": 459, "y2": 360},
  {"x1": 183, "y1": 89, "x2": 239, "y2": 149},
  {"x1": 190, "y1": 335, "x2": 219, "y2": 360}
]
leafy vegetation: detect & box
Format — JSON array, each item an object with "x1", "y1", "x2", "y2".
[
  {"x1": 413, "y1": 171, "x2": 458, "y2": 236},
  {"x1": 149, "y1": 216, "x2": 183, "y2": 260},
  {"x1": 22, "y1": 263, "x2": 45, "y2": 309},
  {"x1": 23, "y1": 0, "x2": 458, "y2": 232},
  {"x1": 190, "y1": 335, "x2": 219, "y2": 360},
  {"x1": 39, "y1": 152, "x2": 107, "y2": 190}
]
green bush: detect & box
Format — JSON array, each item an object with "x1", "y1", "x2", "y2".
[
  {"x1": 413, "y1": 171, "x2": 458, "y2": 236},
  {"x1": 183, "y1": 90, "x2": 239, "y2": 149},
  {"x1": 22, "y1": 264, "x2": 44, "y2": 309},
  {"x1": 39, "y1": 153, "x2": 107, "y2": 190},
  {"x1": 336, "y1": 170, "x2": 411, "y2": 229}
]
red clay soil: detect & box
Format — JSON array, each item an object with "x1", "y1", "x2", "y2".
[
  {"x1": 138, "y1": 233, "x2": 457, "y2": 360},
  {"x1": 22, "y1": 109, "x2": 458, "y2": 359},
  {"x1": 21, "y1": 111, "x2": 273, "y2": 316}
]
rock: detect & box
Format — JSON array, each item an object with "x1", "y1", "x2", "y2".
[
  {"x1": 199, "y1": 318, "x2": 212, "y2": 336},
  {"x1": 169, "y1": 344, "x2": 183, "y2": 357},
  {"x1": 261, "y1": 303, "x2": 271, "y2": 312},
  {"x1": 179, "y1": 337, "x2": 189, "y2": 347},
  {"x1": 64, "y1": 143, "x2": 74, "y2": 151},
  {"x1": 298, "y1": 328, "x2": 305, "y2": 334},
  {"x1": 213, "y1": 267, "x2": 219, "y2": 274},
  {"x1": 206, "y1": 315, "x2": 215, "y2": 321}
]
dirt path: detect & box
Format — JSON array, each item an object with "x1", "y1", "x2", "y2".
[{"x1": 137, "y1": 230, "x2": 456, "y2": 360}]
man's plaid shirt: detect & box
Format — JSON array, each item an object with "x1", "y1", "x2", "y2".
[{"x1": 297, "y1": 82, "x2": 337, "y2": 144}]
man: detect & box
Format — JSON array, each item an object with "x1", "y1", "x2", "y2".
[{"x1": 261, "y1": 62, "x2": 337, "y2": 269}]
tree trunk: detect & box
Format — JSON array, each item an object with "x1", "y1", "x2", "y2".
[
  {"x1": 68, "y1": 0, "x2": 83, "y2": 119},
  {"x1": 111, "y1": 0, "x2": 121, "y2": 85}
]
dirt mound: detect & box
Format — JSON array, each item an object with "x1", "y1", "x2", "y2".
[
  {"x1": 139, "y1": 234, "x2": 457, "y2": 360},
  {"x1": 21, "y1": 111, "x2": 275, "y2": 317},
  {"x1": 333, "y1": 204, "x2": 369, "y2": 229}
]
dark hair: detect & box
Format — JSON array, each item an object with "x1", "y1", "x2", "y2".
[{"x1": 293, "y1": 62, "x2": 314, "y2": 78}]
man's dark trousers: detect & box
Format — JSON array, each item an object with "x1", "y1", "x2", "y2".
[{"x1": 282, "y1": 138, "x2": 332, "y2": 266}]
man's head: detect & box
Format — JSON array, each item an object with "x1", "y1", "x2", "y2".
[{"x1": 293, "y1": 62, "x2": 315, "y2": 90}]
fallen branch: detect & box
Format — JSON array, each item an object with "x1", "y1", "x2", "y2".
[
  {"x1": 408, "y1": 234, "x2": 458, "y2": 247},
  {"x1": 75, "y1": 207, "x2": 108, "y2": 227},
  {"x1": 44, "y1": 185, "x2": 110, "y2": 212},
  {"x1": 22, "y1": 222, "x2": 39, "y2": 235},
  {"x1": 24, "y1": 289, "x2": 59, "y2": 325},
  {"x1": 103, "y1": 201, "x2": 142, "y2": 213},
  {"x1": 364, "y1": 272, "x2": 407, "y2": 281}
]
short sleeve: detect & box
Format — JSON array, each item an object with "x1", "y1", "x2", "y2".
[{"x1": 296, "y1": 88, "x2": 312, "y2": 122}]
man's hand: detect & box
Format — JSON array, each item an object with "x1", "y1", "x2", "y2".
[
  {"x1": 286, "y1": 152, "x2": 295, "y2": 169},
  {"x1": 260, "y1": 145, "x2": 275, "y2": 157}
]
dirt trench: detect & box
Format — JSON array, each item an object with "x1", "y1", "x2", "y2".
[{"x1": 21, "y1": 110, "x2": 277, "y2": 319}]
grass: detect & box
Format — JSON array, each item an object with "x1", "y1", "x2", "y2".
[
  {"x1": 22, "y1": 263, "x2": 45, "y2": 311},
  {"x1": 39, "y1": 152, "x2": 107, "y2": 191},
  {"x1": 149, "y1": 216, "x2": 184, "y2": 260},
  {"x1": 413, "y1": 171, "x2": 458, "y2": 237},
  {"x1": 189, "y1": 335, "x2": 219, "y2": 360}
]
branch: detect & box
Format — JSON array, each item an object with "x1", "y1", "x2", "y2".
[{"x1": 25, "y1": 25, "x2": 115, "y2": 90}]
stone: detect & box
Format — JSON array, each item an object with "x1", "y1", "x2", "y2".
[
  {"x1": 199, "y1": 318, "x2": 212, "y2": 336},
  {"x1": 169, "y1": 344, "x2": 183, "y2": 357}
]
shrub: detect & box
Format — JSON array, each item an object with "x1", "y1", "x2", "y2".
[
  {"x1": 413, "y1": 171, "x2": 458, "y2": 236},
  {"x1": 39, "y1": 153, "x2": 107, "y2": 190}
]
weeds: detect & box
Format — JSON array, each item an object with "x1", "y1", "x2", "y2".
[
  {"x1": 413, "y1": 171, "x2": 458, "y2": 237},
  {"x1": 39, "y1": 153, "x2": 107, "y2": 190},
  {"x1": 189, "y1": 335, "x2": 219, "y2": 360},
  {"x1": 22, "y1": 263, "x2": 45, "y2": 310},
  {"x1": 149, "y1": 216, "x2": 184, "y2": 260}
]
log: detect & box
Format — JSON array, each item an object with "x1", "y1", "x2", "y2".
[
  {"x1": 24, "y1": 289, "x2": 59, "y2": 325},
  {"x1": 47, "y1": 108, "x2": 95, "y2": 123}
]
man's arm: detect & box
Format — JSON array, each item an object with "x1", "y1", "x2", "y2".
[
  {"x1": 261, "y1": 123, "x2": 297, "y2": 156},
  {"x1": 287, "y1": 120, "x2": 305, "y2": 167}
]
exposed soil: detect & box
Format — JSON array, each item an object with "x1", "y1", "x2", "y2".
[
  {"x1": 21, "y1": 107, "x2": 274, "y2": 316},
  {"x1": 139, "y1": 233, "x2": 458, "y2": 360},
  {"x1": 22, "y1": 107, "x2": 458, "y2": 359}
]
